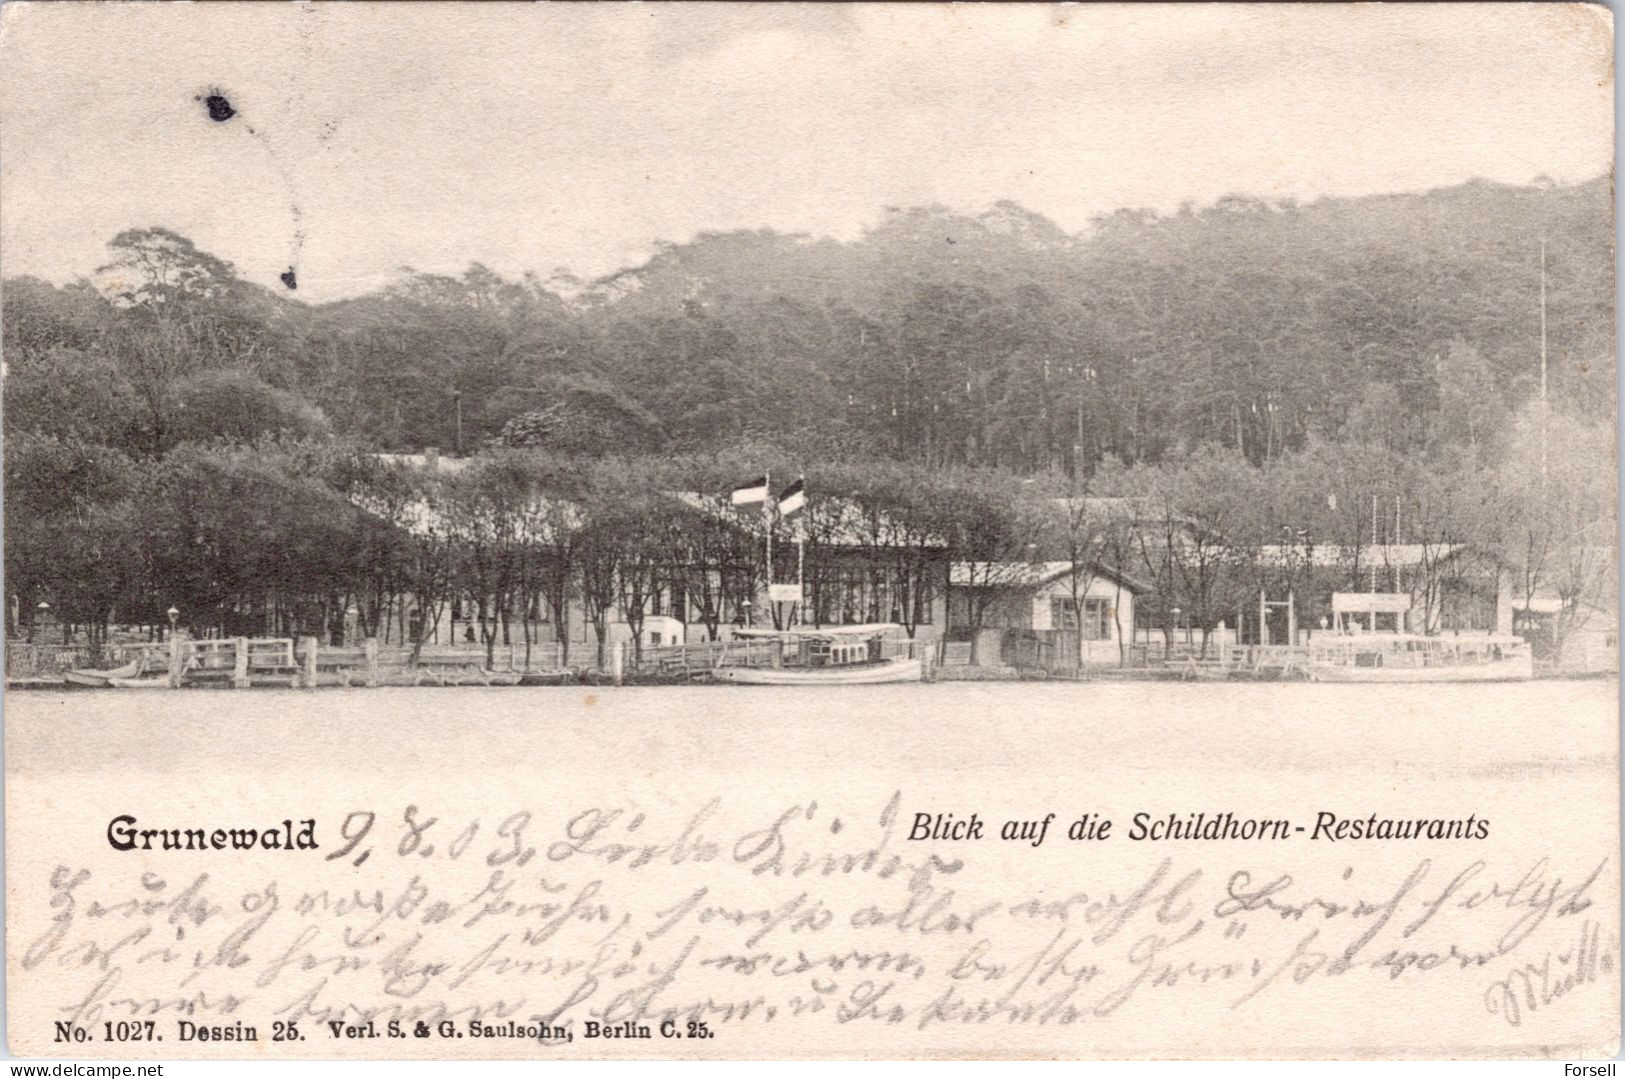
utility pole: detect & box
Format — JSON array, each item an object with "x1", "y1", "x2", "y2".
[{"x1": 1369, "y1": 493, "x2": 1378, "y2": 593}]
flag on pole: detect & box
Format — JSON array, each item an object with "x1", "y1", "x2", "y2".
[
  {"x1": 777, "y1": 477, "x2": 806, "y2": 521},
  {"x1": 730, "y1": 476, "x2": 768, "y2": 506}
]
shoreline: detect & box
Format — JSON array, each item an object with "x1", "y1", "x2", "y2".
[{"x1": 9, "y1": 669, "x2": 1612, "y2": 692}]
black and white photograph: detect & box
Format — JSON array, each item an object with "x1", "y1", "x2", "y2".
[{"x1": 0, "y1": 1, "x2": 1617, "y2": 1066}]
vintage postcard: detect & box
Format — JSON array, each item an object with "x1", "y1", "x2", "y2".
[{"x1": 0, "y1": 1, "x2": 1617, "y2": 1063}]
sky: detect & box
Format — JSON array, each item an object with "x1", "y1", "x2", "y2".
[{"x1": 0, "y1": 2, "x2": 1614, "y2": 303}]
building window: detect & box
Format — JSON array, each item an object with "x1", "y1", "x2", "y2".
[
  {"x1": 1051, "y1": 597, "x2": 1080, "y2": 632},
  {"x1": 1083, "y1": 598, "x2": 1110, "y2": 641},
  {"x1": 1050, "y1": 596, "x2": 1110, "y2": 639}
]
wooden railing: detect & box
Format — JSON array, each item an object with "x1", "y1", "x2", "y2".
[
  {"x1": 5, "y1": 643, "x2": 107, "y2": 678},
  {"x1": 4, "y1": 640, "x2": 170, "y2": 678},
  {"x1": 878, "y1": 638, "x2": 925, "y2": 661},
  {"x1": 627, "y1": 638, "x2": 782, "y2": 677},
  {"x1": 1227, "y1": 644, "x2": 1304, "y2": 669},
  {"x1": 9, "y1": 636, "x2": 573, "y2": 687}
]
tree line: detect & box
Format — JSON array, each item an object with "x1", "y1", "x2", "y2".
[
  {"x1": 2, "y1": 175, "x2": 1615, "y2": 662},
  {"x1": 2, "y1": 438, "x2": 1087, "y2": 664},
  {"x1": 5, "y1": 413, "x2": 1612, "y2": 665}
]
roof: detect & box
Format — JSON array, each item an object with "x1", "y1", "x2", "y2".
[
  {"x1": 735, "y1": 622, "x2": 905, "y2": 640},
  {"x1": 1049, "y1": 496, "x2": 1149, "y2": 519},
  {"x1": 1510, "y1": 589, "x2": 1619, "y2": 617},
  {"x1": 951, "y1": 560, "x2": 1147, "y2": 593},
  {"x1": 349, "y1": 490, "x2": 582, "y2": 542},
  {"x1": 352, "y1": 482, "x2": 946, "y2": 553},
  {"x1": 1331, "y1": 591, "x2": 1412, "y2": 613},
  {"x1": 1254, "y1": 543, "x2": 1473, "y2": 568},
  {"x1": 369, "y1": 452, "x2": 473, "y2": 474},
  {"x1": 676, "y1": 491, "x2": 947, "y2": 549}
]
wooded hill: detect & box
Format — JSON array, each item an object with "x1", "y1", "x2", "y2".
[{"x1": 3, "y1": 175, "x2": 1613, "y2": 471}]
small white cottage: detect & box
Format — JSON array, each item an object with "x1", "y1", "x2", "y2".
[{"x1": 949, "y1": 561, "x2": 1142, "y2": 666}]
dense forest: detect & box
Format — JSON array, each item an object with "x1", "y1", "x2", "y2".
[
  {"x1": 3, "y1": 176, "x2": 1616, "y2": 655},
  {"x1": 4, "y1": 176, "x2": 1614, "y2": 467}
]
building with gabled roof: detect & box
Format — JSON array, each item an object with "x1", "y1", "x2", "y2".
[
  {"x1": 947, "y1": 559, "x2": 1146, "y2": 667},
  {"x1": 347, "y1": 460, "x2": 952, "y2": 660}
]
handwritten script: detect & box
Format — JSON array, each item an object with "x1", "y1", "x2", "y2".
[{"x1": 12, "y1": 794, "x2": 1617, "y2": 1054}]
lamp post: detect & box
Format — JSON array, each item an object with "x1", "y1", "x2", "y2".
[
  {"x1": 452, "y1": 390, "x2": 464, "y2": 456},
  {"x1": 1280, "y1": 525, "x2": 1309, "y2": 643},
  {"x1": 167, "y1": 606, "x2": 180, "y2": 641},
  {"x1": 30, "y1": 600, "x2": 48, "y2": 643},
  {"x1": 740, "y1": 600, "x2": 753, "y2": 628}
]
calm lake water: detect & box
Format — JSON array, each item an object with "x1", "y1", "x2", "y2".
[{"x1": 6, "y1": 679, "x2": 1617, "y2": 781}]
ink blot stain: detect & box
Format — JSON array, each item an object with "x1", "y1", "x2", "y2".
[
  {"x1": 280, "y1": 267, "x2": 298, "y2": 291},
  {"x1": 203, "y1": 94, "x2": 236, "y2": 122}
]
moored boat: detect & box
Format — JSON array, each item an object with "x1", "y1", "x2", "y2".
[
  {"x1": 713, "y1": 655, "x2": 924, "y2": 685},
  {"x1": 1304, "y1": 632, "x2": 1533, "y2": 683},
  {"x1": 712, "y1": 623, "x2": 925, "y2": 685},
  {"x1": 106, "y1": 674, "x2": 174, "y2": 689},
  {"x1": 64, "y1": 658, "x2": 145, "y2": 688}
]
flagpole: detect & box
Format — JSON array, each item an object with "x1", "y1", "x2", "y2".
[
  {"x1": 764, "y1": 469, "x2": 774, "y2": 589},
  {"x1": 796, "y1": 474, "x2": 806, "y2": 626}
]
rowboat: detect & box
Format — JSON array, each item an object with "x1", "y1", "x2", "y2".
[
  {"x1": 64, "y1": 658, "x2": 145, "y2": 688},
  {"x1": 106, "y1": 674, "x2": 174, "y2": 689},
  {"x1": 713, "y1": 623, "x2": 925, "y2": 685}
]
